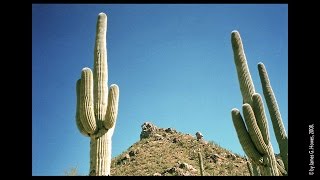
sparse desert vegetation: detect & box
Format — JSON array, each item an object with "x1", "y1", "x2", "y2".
[{"x1": 110, "y1": 122, "x2": 250, "y2": 176}]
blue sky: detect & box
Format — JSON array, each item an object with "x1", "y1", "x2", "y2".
[{"x1": 32, "y1": 4, "x2": 288, "y2": 176}]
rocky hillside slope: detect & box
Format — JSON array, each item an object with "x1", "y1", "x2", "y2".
[{"x1": 110, "y1": 122, "x2": 250, "y2": 176}]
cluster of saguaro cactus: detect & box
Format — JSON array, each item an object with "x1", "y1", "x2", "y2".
[
  {"x1": 230, "y1": 30, "x2": 287, "y2": 176},
  {"x1": 75, "y1": 12, "x2": 120, "y2": 176}
]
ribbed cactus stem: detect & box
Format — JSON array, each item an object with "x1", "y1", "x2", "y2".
[
  {"x1": 276, "y1": 159, "x2": 287, "y2": 176},
  {"x1": 231, "y1": 30, "x2": 255, "y2": 104},
  {"x1": 252, "y1": 93, "x2": 270, "y2": 145},
  {"x1": 258, "y1": 63, "x2": 288, "y2": 172},
  {"x1": 198, "y1": 152, "x2": 204, "y2": 176},
  {"x1": 89, "y1": 130, "x2": 113, "y2": 176},
  {"x1": 75, "y1": 12, "x2": 119, "y2": 176},
  {"x1": 104, "y1": 84, "x2": 119, "y2": 129},
  {"x1": 242, "y1": 103, "x2": 268, "y2": 155},
  {"x1": 246, "y1": 158, "x2": 260, "y2": 176},
  {"x1": 231, "y1": 109, "x2": 263, "y2": 165},
  {"x1": 265, "y1": 144, "x2": 280, "y2": 176},
  {"x1": 76, "y1": 79, "x2": 90, "y2": 137},
  {"x1": 80, "y1": 68, "x2": 97, "y2": 134},
  {"x1": 94, "y1": 13, "x2": 108, "y2": 122},
  {"x1": 251, "y1": 161, "x2": 260, "y2": 176},
  {"x1": 246, "y1": 159, "x2": 254, "y2": 176}
]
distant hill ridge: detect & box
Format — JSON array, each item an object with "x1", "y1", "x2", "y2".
[{"x1": 110, "y1": 122, "x2": 250, "y2": 176}]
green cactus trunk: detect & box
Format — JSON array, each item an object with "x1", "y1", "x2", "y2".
[
  {"x1": 231, "y1": 31, "x2": 255, "y2": 105},
  {"x1": 230, "y1": 30, "x2": 287, "y2": 176},
  {"x1": 89, "y1": 131, "x2": 113, "y2": 176},
  {"x1": 75, "y1": 13, "x2": 120, "y2": 176},
  {"x1": 198, "y1": 152, "x2": 204, "y2": 176}
]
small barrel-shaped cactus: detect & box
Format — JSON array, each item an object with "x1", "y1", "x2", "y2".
[{"x1": 75, "y1": 12, "x2": 120, "y2": 176}]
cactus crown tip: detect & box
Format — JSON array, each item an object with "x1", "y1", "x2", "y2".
[
  {"x1": 231, "y1": 30, "x2": 240, "y2": 37},
  {"x1": 110, "y1": 84, "x2": 119, "y2": 88},
  {"x1": 82, "y1": 67, "x2": 90, "y2": 71},
  {"x1": 98, "y1": 12, "x2": 107, "y2": 18},
  {"x1": 231, "y1": 108, "x2": 239, "y2": 113},
  {"x1": 231, "y1": 30, "x2": 241, "y2": 43},
  {"x1": 231, "y1": 30, "x2": 239, "y2": 34}
]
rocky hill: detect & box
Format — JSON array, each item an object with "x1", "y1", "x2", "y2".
[{"x1": 110, "y1": 122, "x2": 250, "y2": 176}]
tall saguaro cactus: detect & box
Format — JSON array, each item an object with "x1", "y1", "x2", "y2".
[
  {"x1": 230, "y1": 30, "x2": 287, "y2": 176},
  {"x1": 75, "y1": 12, "x2": 120, "y2": 176}
]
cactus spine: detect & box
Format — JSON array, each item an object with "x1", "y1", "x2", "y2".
[
  {"x1": 230, "y1": 30, "x2": 287, "y2": 175},
  {"x1": 75, "y1": 13, "x2": 119, "y2": 176},
  {"x1": 198, "y1": 152, "x2": 204, "y2": 176}
]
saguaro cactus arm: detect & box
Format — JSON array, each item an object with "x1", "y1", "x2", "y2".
[
  {"x1": 252, "y1": 93, "x2": 270, "y2": 144},
  {"x1": 258, "y1": 63, "x2": 288, "y2": 171},
  {"x1": 104, "y1": 84, "x2": 120, "y2": 129},
  {"x1": 80, "y1": 68, "x2": 97, "y2": 134},
  {"x1": 231, "y1": 109, "x2": 263, "y2": 165},
  {"x1": 76, "y1": 79, "x2": 90, "y2": 137},
  {"x1": 231, "y1": 31, "x2": 255, "y2": 104},
  {"x1": 242, "y1": 103, "x2": 269, "y2": 155}
]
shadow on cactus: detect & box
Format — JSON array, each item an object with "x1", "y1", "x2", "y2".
[
  {"x1": 75, "y1": 12, "x2": 120, "y2": 176},
  {"x1": 230, "y1": 30, "x2": 287, "y2": 176}
]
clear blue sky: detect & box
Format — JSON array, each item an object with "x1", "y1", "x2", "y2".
[{"x1": 32, "y1": 4, "x2": 288, "y2": 176}]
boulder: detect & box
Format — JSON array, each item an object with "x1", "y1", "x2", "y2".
[
  {"x1": 195, "y1": 131, "x2": 203, "y2": 140},
  {"x1": 140, "y1": 122, "x2": 158, "y2": 140}
]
